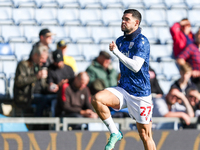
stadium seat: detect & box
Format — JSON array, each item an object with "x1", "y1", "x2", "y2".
[
  {"x1": 79, "y1": 9, "x2": 103, "y2": 26},
  {"x1": 12, "y1": 43, "x2": 32, "y2": 61},
  {"x1": 82, "y1": 44, "x2": 101, "y2": 61},
  {"x1": 76, "y1": 60, "x2": 91, "y2": 73},
  {"x1": 141, "y1": 27, "x2": 160, "y2": 44},
  {"x1": 56, "y1": 0, "x2": 80, "y2": 8},
  {"x1": 167, "y1": 9, "x2": 188, "y2": 27},
  {"x1": 0, "y1": 0, "x2": 13, "y2": 7},
  {"x1": 8, "y1": 73, "x2": 15, "y2": 99},
  {"x1": 0, "y1": 35, "x2": 4, "y2": 43},
  {"x1": 0, "y1": 44, "x2": 17, "y2": 62},
  {"x1": 48, "y1": 26, "x2": 71, "y2": 43},
  {"x1": 2, "y1": 26, "x2": 27, "y2": 43},
  {"x1": 164, "y1": 0, "x2": 188, "y2": 9},
  {"x1": 68, "y1": 26, "x2": 94, "y2": 44},
  {"x1": 145, "y1": 9, "x2": 168, "y2": 27},
  {"x1": 35, "y1": 8, "x2": 58, "y2": 25},
  {"x1": 91, "y1": 27, "x2": 115, "y2": 44},
  {"x1": 0, "y1": 7, "x2": 14, "y2": 25},
  {"x1": 143, "y1": 0, "x2": 166, "y2": 9},
  {"x1": 121, "y1": 0, "x2": 145, "y2": 9},
  {"x1": 157, "y1": 27, "x2": 173, "y2": 44},
  {"x1": 65, "y1": 43, "x2": 83, "y2": 58},
  {"x1": 2, "y1": 60, "x2": 18, "y2": 78},
  {"x1": 24, "y1": 26, "x2": 42, "y2": 43},
  {"x1": 101, "y1": 8, "x2": 123, "y2": 26},
  {"x1": 0, "y1": 61, "x2": 2, "y2": 72},
  {"x1": 13, "y1": 8, "x2": 37, "y2": 25},
  {"x1": 112, "y1": 60, "x2": 120, "y2": 73},
  {"x1": 57, "y1": 8, "x2": 81, "y2": 26},
  {"x1": 12, "y1": 0, "x2": 36, "y2": 8},
  {"x1": 188, "y1": 10, "x2": 200, "y2": 27},
  {"x1": 161, "y1": 61, "x2": 180, "y2": 80},
  {"x1": 100, "y1": 0, "x2": 123, "y2": 9},
  {"x1": 185, "y1": 0, "x2": 200, "y2": 10},
  {"x1": 0, "y1": 44, "x2": 17, "y2": 75},
  {"x1": 34, "y1": 0, "x2": 58, "y2": 8},
  {"x1": 150, "y1": 45, "x2": 172, "y2": 61},
  {"x1": 150, "y1": 61, "x2": 163, "y2": 75},
  {"x1": 112, "y1": 26, "x2": 123, "y2": 39},
  {"x1": 79, "y1": 0, "x2": 102, "y2": 9},
  {"x1": 158, "y1": 79, "x2": 176, "y2": 94},
  {"x1": 0, "y1": 72, "x2": 7, "y2": 99}
]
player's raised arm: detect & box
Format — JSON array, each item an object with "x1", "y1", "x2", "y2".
[{"x1": 111, "y1": 43, "x2": 144, "y2": 73}]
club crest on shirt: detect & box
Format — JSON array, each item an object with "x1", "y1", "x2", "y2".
[{"x1": 128, "y1": 42, "x2": 134, "y2": 49}]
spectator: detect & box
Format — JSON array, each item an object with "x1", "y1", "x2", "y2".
[
  {"x1": 186, "y1": 87, "x2": 200, "y2": 116},
  {"x1": 176, "y1": 42, "x2": 200, "y2": 91},
  {"x1": 47, "y1": 49, "x2": 75, "y2": 116},
  {"x1": 56, "y1": 40, "x2": 78, "y2": 74},
  {"x1": 14, "y1": 44, "x2": 50, "y2": 117},
  {"x1": 29, "y1": 28, "x2": 55, "y2": 67},
  {"x1": 171, "y1": 62, "x2": 197, "y2": 96},
  {"x1": 149, "y1": 66, "x2": 163, "y2": 98},
  {"x1": 170, "y1": 18, "x2": 194, "y2": 58},
  {"x1": 153, "y1": 87, "x2": 194, "y2": 126},
  {"x1": 86, "y1": 51, "x2": 118, "y2": 95},
  {"x1": 48, "y1": 49, "x2": 75, "y2": 94},
  {"x1": 56, "y1": 72, "x2": 98, "y2": 119}
]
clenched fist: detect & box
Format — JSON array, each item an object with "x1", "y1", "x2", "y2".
[{"x1": 109, "y1": 41, "x2": 117, "y2": 51}]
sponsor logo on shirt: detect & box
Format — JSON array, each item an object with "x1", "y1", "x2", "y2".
[{"x1": 122, "y1": 51, "x2": 130, "y2": 57}]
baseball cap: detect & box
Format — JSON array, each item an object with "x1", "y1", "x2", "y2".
[
  {"x1": 53, "y1": 49, "x2": 63, "y2": 62},
  {"x1": 99, "y1": 51, "x2": 111, "y2": 59},
  {"x1": 57, "y1": 40, "x2": 67, "y2": 48},
  {"x1": 39, "y1": 28, "x2": 55, "y2": 37}
]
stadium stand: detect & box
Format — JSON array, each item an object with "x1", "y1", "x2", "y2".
[{"x1": 0, "y1": 0, "x2": 199, "y2": 122}]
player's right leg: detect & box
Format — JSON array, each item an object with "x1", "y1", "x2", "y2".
[
  {"x1": 136, "y1": 122, "x2": 156, "y2": 150},
  {"x1": 91, "y1": 89, "x2": 123, "y2": 150}
]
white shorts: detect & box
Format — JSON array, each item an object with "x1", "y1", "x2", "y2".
[{"x1": 106, "y1": 86, "x2": 153, "y2": 124}]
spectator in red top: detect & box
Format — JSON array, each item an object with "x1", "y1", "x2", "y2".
[{"x1": 170, "y1": 18, "x2": 194, "y2": 58}]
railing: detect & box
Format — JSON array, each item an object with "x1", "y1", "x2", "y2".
[
  {"x1": 62, "y1": 117, "x2": 199, "y2": 131},
  {"x1": 0, "y1": 117, "x2": 60, "y2": 131},
  {"x1": 0, "y1": 117, "x2": 199, "y2": 131}
]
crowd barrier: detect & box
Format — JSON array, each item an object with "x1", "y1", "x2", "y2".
[{"x1": 0, "y1": 117, "x2": 199, "y2": 131}]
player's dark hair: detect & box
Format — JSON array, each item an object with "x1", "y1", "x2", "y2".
[{"x1": 124, "y1": 9, "x2": 142, "y2": 25}]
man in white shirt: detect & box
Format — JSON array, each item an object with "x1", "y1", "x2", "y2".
[{"x1": 153, "y1": 87, "x2": 194, "y2": 125}]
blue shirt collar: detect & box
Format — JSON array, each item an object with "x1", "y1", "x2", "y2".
[{"x1": 123, "y1": 27, "x2": 141, "y2": 41}]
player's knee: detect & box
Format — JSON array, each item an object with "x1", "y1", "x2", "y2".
[
  {"x1": 138, "y1": 131, "x2": 150, "y2": 142},
  {"x1": 91, "y1": 93, "x2": 103, "y2": 106}
]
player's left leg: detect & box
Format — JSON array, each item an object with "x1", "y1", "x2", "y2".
[
  {"x1": 92, "y1": 88, "x2": 124, "y2": 150},
  {"x1": 136, "y1": 122, "x2": 156, "y2": 150}
]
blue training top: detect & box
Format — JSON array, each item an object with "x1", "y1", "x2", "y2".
[{"x1": 116, "y1": 27, "x2": 151, "y2": 97}]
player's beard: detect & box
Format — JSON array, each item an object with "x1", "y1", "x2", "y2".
[{"x1": 121, "y1": 25, "x2": 134, "y2": 35}]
